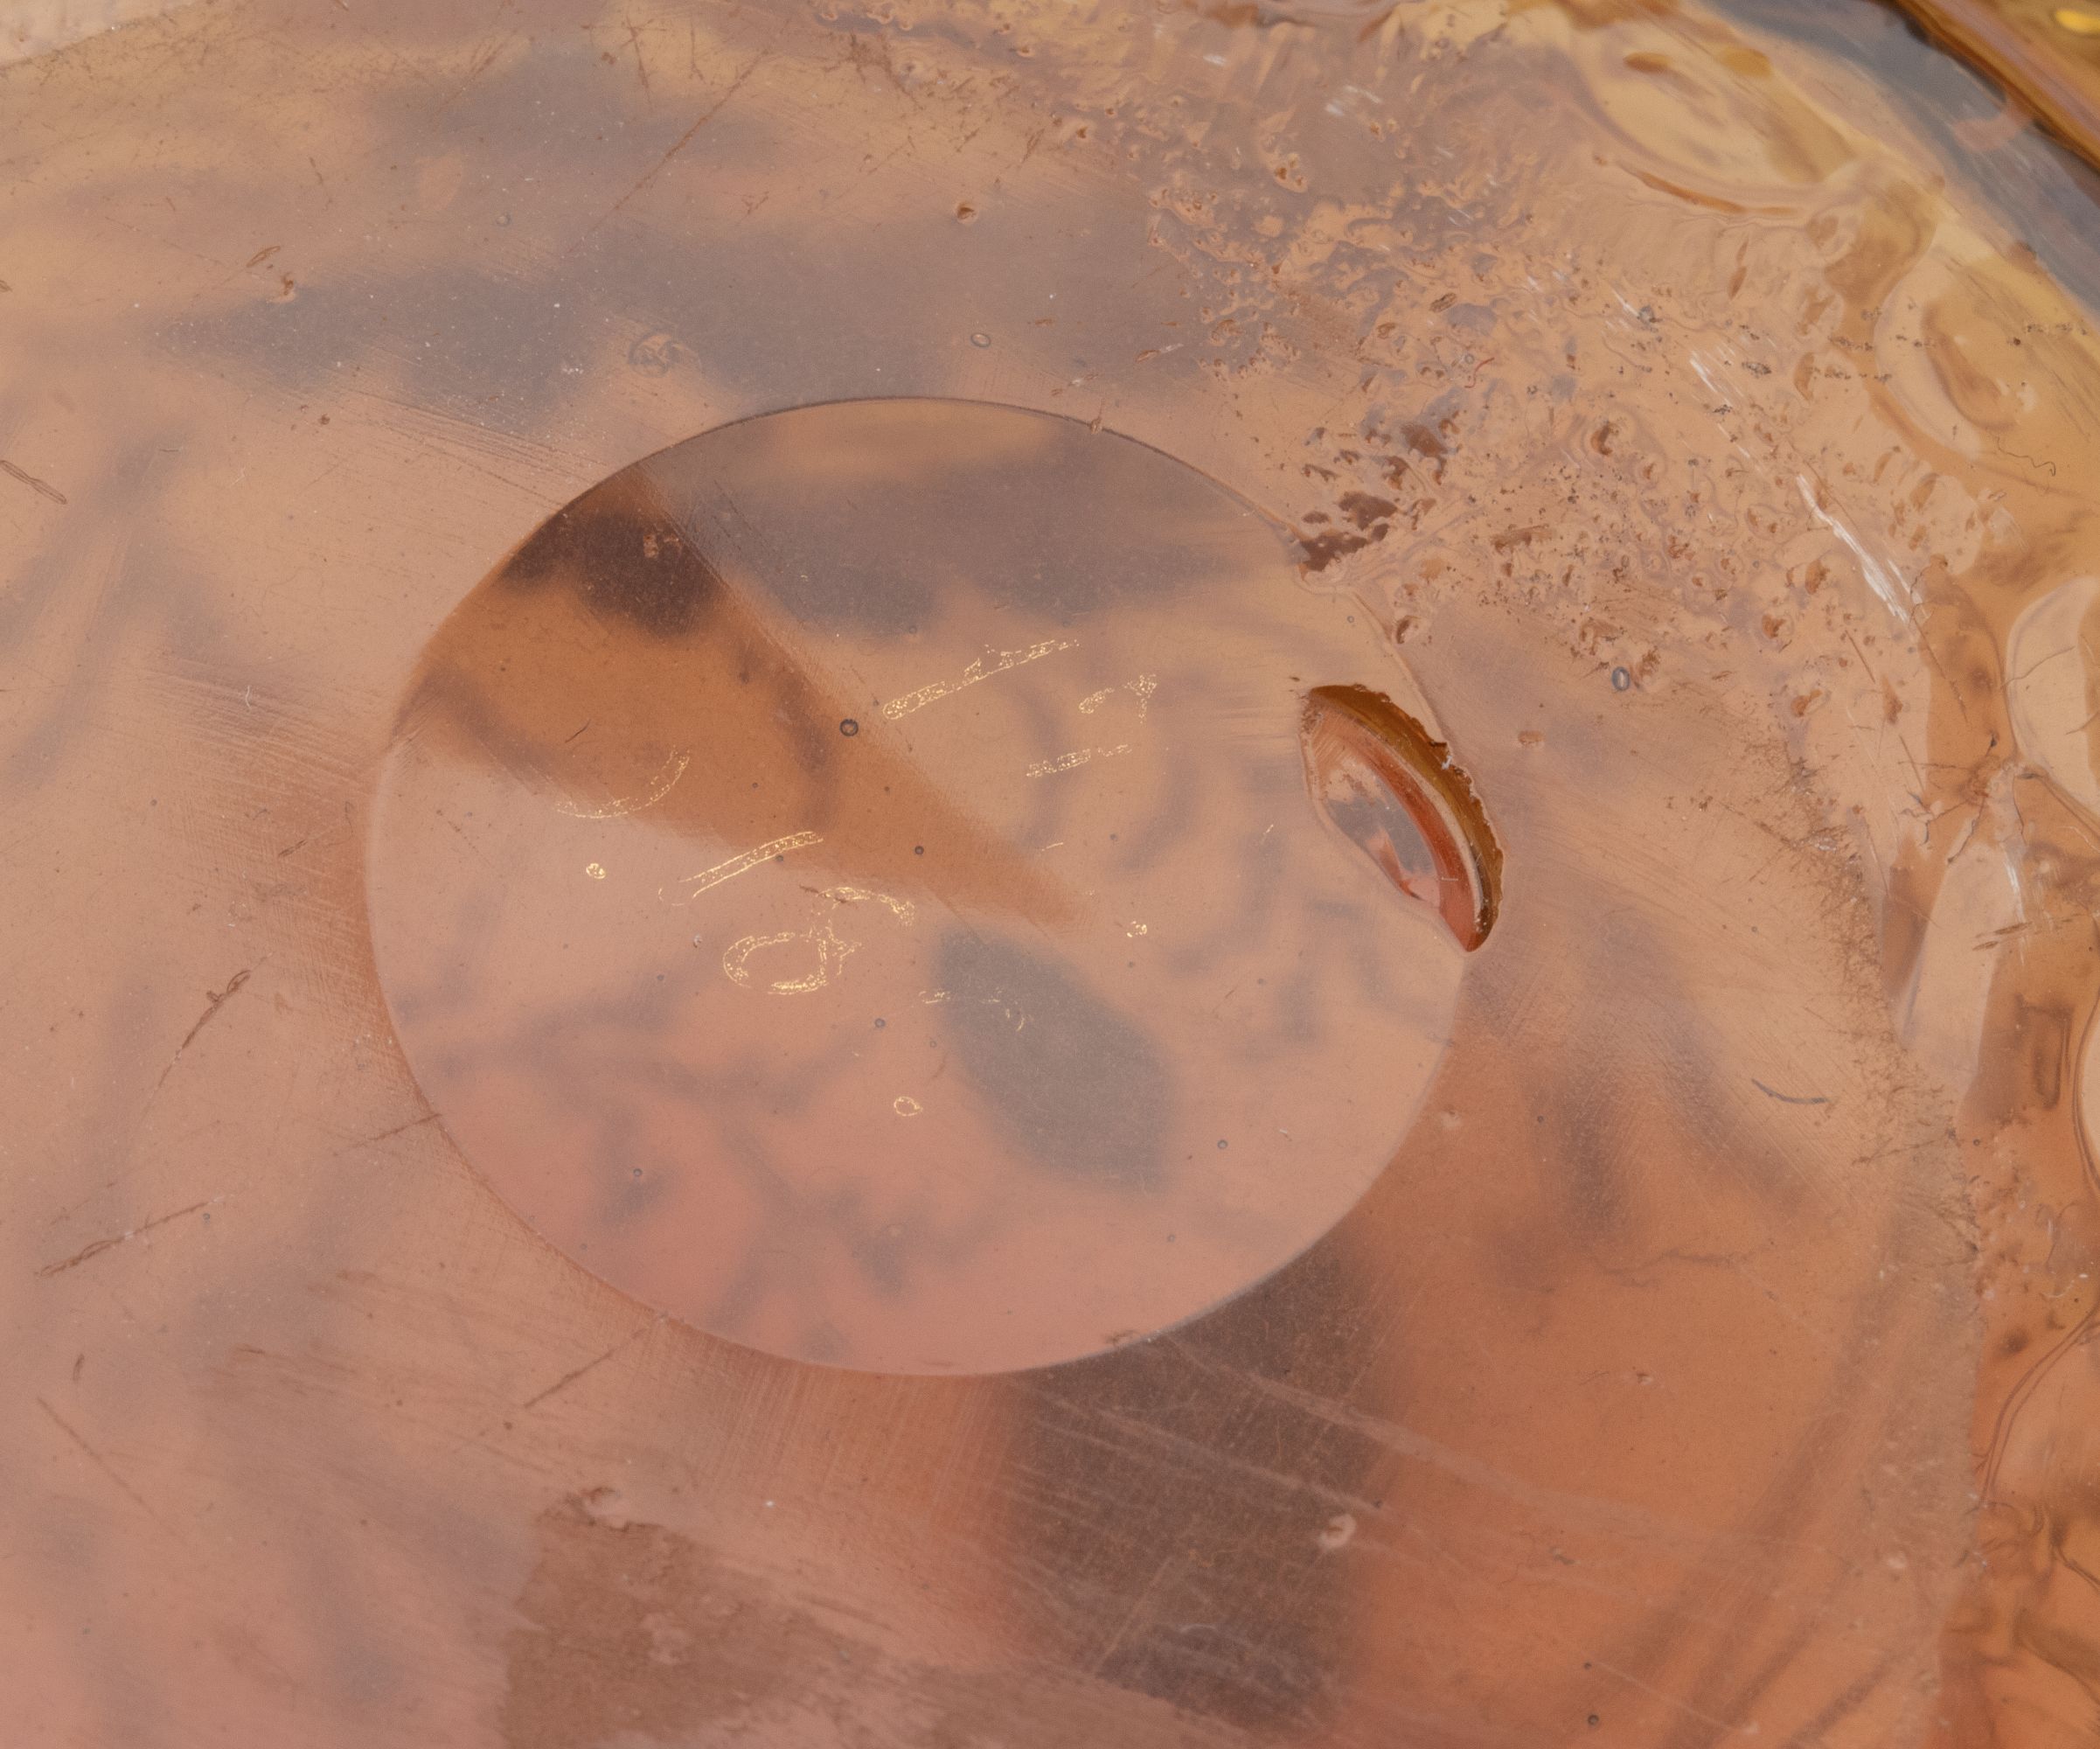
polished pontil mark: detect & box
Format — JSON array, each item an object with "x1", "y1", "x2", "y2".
[
  {"x1": 934, "y1": 931, "x2": 1170, "y2": 1189},
  {"x1": 367, "y1": 397, "x2": 1471, "y2": 1372},
  {"x1": 500, "y1": 472, "x2": 724, "y2": 638}
]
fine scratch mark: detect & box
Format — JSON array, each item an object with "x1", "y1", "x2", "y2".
[
  {"x1": 156, "y1": 969, "x2": 252, "y2": 1088},
  {"x1": 1798, "y1": 475, "x2": 1911, "y2": 630},
  {"x1": 38, "y1": 1200, "x2": 214, "y2": 1279},
  {"x1": 37, "y1": 1398, "x2": 178, "y2": 1537},
  {"x1": 519, "y1": 1317, "x2": 659, "y2": 1411},
  {"x1": 623, "y1": 14, "x2": 652, "y2": 96},
  {"x1": 333, "y1": 1111, "x2": 440, "y2": 1154},
  {"x1": 882, "y1": 638, "x2": 1079, "y2": 721},
  {"x1": 1158, "y1": 1335, "x2": 1784, "y2": 1557},
  {"x1": 1088, "y1": 1553, "x2": 1181, "y2": 1677},
  {"x1": 0, "y1": 459, "x2": 66, "y2": 505},
  {"x1": 555, "y1": 749, "x2": 688, "y2": 819},
  {"x1": 430, "y1": 20, "x2": 512, "y2": 121},
  {"x1": 1582, "y1": 1655, "x2": 1744, "y2": 1736},
  {"x1": 1751, "y1": 1078, "x2": 1830, "y2": 1107},
  {"x1": 665, "y1": 831, "x2": 821, "y2": 904},
  {"x1": 586, "y1": 49, "x2": 768, "y2": 236}
]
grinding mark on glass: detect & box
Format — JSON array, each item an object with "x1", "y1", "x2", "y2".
[
  {"x1": 721, "y1": 930, "x2": 801, "y2": 986},
  {"x1": 664, "y1": 830, "x2": 822, "y2": 904},
  {"x1": 719, "y1": 887, "x2": 914, "y2": 993},
  {"x1": 822, "y1": 885, "x2": 916, "y2": 924},
  {"x1": 1079, "y1": 672, "x2": 1158, "y2": 718},
  {"x1": 766, "y1": 923, "x2": 856, "y2": 994},
  {"x1": 1027, "y1": 743, "x2": 1130, "y2": 777},
  {"x1": 722, "y1": 918, "x2": 859, "y2": 994},
  {"x1": 555, "y1": 749, "x2": 690, "y2": 819},
  {"x1": 880, "y1": 638, "x2": 1079, "y2": 721}
]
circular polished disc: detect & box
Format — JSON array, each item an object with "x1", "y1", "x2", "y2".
[{"x1": 367, "y1": 398, "x2": 1469, "y2": 1372}]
